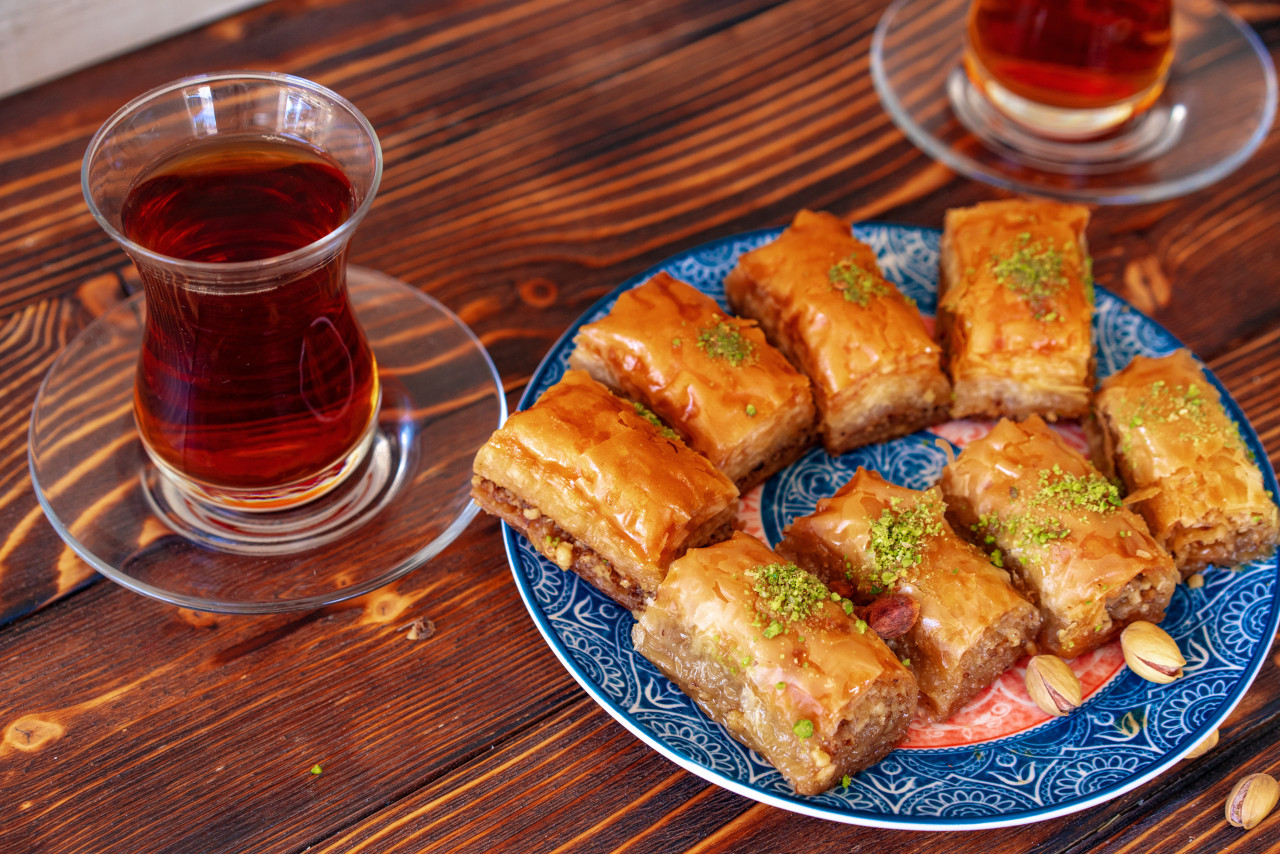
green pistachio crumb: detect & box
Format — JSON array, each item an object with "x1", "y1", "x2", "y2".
[
  {"x1": 748, "y1": 562, "x2": 831, "y2": 634},
  {"x1": 860, "y1": 497, "x2": 943, "y2": 589},
  {"x1": 1033, "y1": 466, "x2": 1123, "y2": 515},
  {"x1": 745, "y1": 404, "x2": 757, "y2": 417},
  {"x1": 828, "y1": 255, "x2": 889, "y2": 306},
  {"x1": 842, "y1": 774, "x2": 852, "y2": 788},
  {"x1": 776, "y1": 681, "x2": 786, "y2": 690},
  {"x1": 697, "y1": 318, "x2": 755, "y2": 366},
  {"x1": 310, "y1": 764, "x2": 323, "y2": 776},
  {"x1": 793, "y1": 719, "x2": 815, "y2": 739},
  {"x1": 990, "y1": 235, "x2": 1075, "y2": 320},
  {"x1": 990, "y1": 549, "x2": 1003, "y2": 568},
  {"x1": 631, "y1": 401, "x2": 679, "y2": 441}
]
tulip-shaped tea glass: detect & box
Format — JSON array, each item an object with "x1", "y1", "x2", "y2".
[
  {"x1": 30, "y1": 72, "x2": 505, "y2": 612},
  {"x1": 84, "y1": 72, "x2": 383, "y2": 513}
]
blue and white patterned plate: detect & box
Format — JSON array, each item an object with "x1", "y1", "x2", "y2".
[{"x1": 502, "y1": 224, "x2": 1279, "y2": 829}]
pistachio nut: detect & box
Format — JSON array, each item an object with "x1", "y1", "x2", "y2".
[
  {"x1": 1120, "y1": 621, "x2": 1185, "y2": 683},
  {"x1": 1024, "y1": 654, "x2": 1082, "y2": 717},
  {"x1": 1183, "y1": 728, "x2": 1219, "y2": 759},
  {"x1": 1226, "y1": 772, "x2": 1279, "y2": 830}
]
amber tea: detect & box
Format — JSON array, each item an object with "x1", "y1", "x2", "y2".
[
  {"x1": 122, "y1": 135, "x2": 380, "y2": 505},
  {"x1": 964, "y1": 0, "x2": 1174, "y2": 137}
]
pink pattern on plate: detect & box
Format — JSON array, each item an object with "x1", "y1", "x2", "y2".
[
  {"x1": 902, "y1": 642, "x2": 1126, "y2": 748},
  {"x1": 928, "y1": 419, "x2": 995, "y2": 449},
  {"x1": 737, "y1": 483, "x2": 766, "y2": 540}
]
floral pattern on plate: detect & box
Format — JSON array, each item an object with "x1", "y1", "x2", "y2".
[{"x1": 503, "y1": 224, "x2": 1279, "y2": 828}]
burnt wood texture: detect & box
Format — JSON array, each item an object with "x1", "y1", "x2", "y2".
[{"x1": 2, "y1": 0, "x2": 1279, "y2": 851}]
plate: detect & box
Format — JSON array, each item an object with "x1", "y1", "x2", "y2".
[{"x1": 503, "y1": 224, "x2": 1279, "y2": 828}]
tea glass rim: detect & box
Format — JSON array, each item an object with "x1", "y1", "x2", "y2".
[{"x1": 81, "y1": 70, "x2": 383, "y2": 282}]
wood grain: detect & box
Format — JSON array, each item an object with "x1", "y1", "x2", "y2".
[{"x1": 0, "y1": 0, "x2": 1278, "y2": 851}]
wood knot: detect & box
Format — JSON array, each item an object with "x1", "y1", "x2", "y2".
[
  {"x1": 178, "y1": 608, "x2": 219, "y2": 629},
  {"x1": 361, "y1": 590, "x2": 411, "y2": 625},
  {"x1": 1122, "y1": 256, "x2": 1171, "y2": 314},
  {"x1": 4, "y1": 717, "x2": 65, "y2": 754},
  {"x1": 518, "y1": 278, "x2": 558, "y2": 309}
]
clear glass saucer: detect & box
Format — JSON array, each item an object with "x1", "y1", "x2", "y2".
[
  {"x1": 28, "y1": 267, "x2": 506, "y2": 614},
  {"x1": 871, "y1": 0, "x2": 1277, "y2": 204}
]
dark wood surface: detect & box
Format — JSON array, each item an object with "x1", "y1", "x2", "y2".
[{"x1": 2, "y1": 0, "x2": 1279, "y2": 851}]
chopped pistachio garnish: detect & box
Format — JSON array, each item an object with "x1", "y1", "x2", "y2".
[
  {"x1": 991, "y1": 233, "x2": 1072, "y2": 320},
  {"x1": 631, "y1": 401, "x2": 679, "y2": 441},
  {"x1": 1121, "y1": 376, "x2": 1251, "y2": 458},
  {"x1": 748, "y1": 562, "x2": 831, "y2": 635},
  {"x1": 842, "y1": 774, "x2": 852, "y2": 788},
  {"x1": 861, "y1": 497, "x2": 943, "y2": 590},
  {"x1": 697, "y1": 318, "x2": 755, "y2": 366},
  {"x1": 745, "y1": 404, "x2": 757, "y2": 417},
  {"x1": 776, "y1": 681, "x2": 786, "y2": 690},
  {"x1": 793, "y1": 719, "x2": 815, "y2": 739},
  {"x1": 310, "y1": 764, "x2": 323, "y2": 776},
  {"x1": 828, "y1": 255, "x2": 888, "y2": 306},
  {"x1": 1032, "y1": 464, "x2": 1123, "y2": 515}
]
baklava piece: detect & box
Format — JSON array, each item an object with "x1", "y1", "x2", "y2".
[
  {"x1": 569, "y1": 272, "x2": 816, "y2": 490},
  {"x1": 938, "y1": 198, "x2": 1095, "y2": 421},
  {"x1": 940, "y1": 415, "x2": 1179, "y2": 659},
  {"x1": 777, "y1": 468, "x2": 1040, "y2": 723},
  {"x1": 471, "y1": 370, "x2": 739, "y2": 612},
  {"x1": 632, "y1": 532, "x2": 918, "y2": 795},
  {"x1": 1091, "y1": 349, "x2": 1279, "y2": 577},
  {"x1": 724, "y1": 209, "x2": 950, "y2": 455}
]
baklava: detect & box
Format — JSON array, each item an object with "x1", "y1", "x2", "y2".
[
  {"x1": 938, "y1": 198, "x2": 1095, "y2": 421},
  {"x1": 724, "y1": 209, "x2": 950, "y2": 454},
  {"x1": 940, "y1": 415, "x2": 1179, "y2": 659},
  {"x1": 1091, "y1": 349, "x2": 1279, "y2": 576},
  {"x1": 569, "y1": 272, "x2": 816, "y2": 490},
  {"x1": 632, "y1": 531, "x2": 918, "y2": 795},
  {"x1": 471, "y1": 370, "x2": 739, "y2": 611},
  {"x1": 777, "y1": 468, "x2": 1040, "y2": 722}
]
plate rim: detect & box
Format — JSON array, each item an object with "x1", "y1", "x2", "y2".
[{"x1": 504, "y1": 222, "x2": 1280, "y2": 828}]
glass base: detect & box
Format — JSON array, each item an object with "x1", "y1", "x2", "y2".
[
  {"x1": 28, "y1": 266, "x2": 507, "y2": 613},
  {"x1": 871, "y1": 0, "x2": 1277, "y2": 203},
  {"x1": 947, "y1": 69, "x2": 1186, "y2": 174}
]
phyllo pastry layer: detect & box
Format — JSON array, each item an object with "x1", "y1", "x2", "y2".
[
  {"x1": 939, "y1": 416, "x2": 1179, "y2": 659},
  {"x1": 569, "y1": 272, "x2": 816, "y2": 490},
  {"x1": 938, "y1": 198, "x2": 1094, "y2": 421},
  {"x1": 777, "y1": 468, "x2": 1040, "y2": 723},
  {"x1": 1091, "y1": 349, "x2": 1279, "y2": 577},
  {"x1": 471, "y1": 370, "x2": 739, "y2": 611},
  {"x1": 724, "y1": 209, "x2": 950, "y2": 454},
  {"x1": 632, "y1": 531, "x2": 917, "y2": 795}
]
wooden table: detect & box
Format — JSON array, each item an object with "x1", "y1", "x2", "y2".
[{"x1": 2, "y1": 1, "x2": 1278, "y2": 850}]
